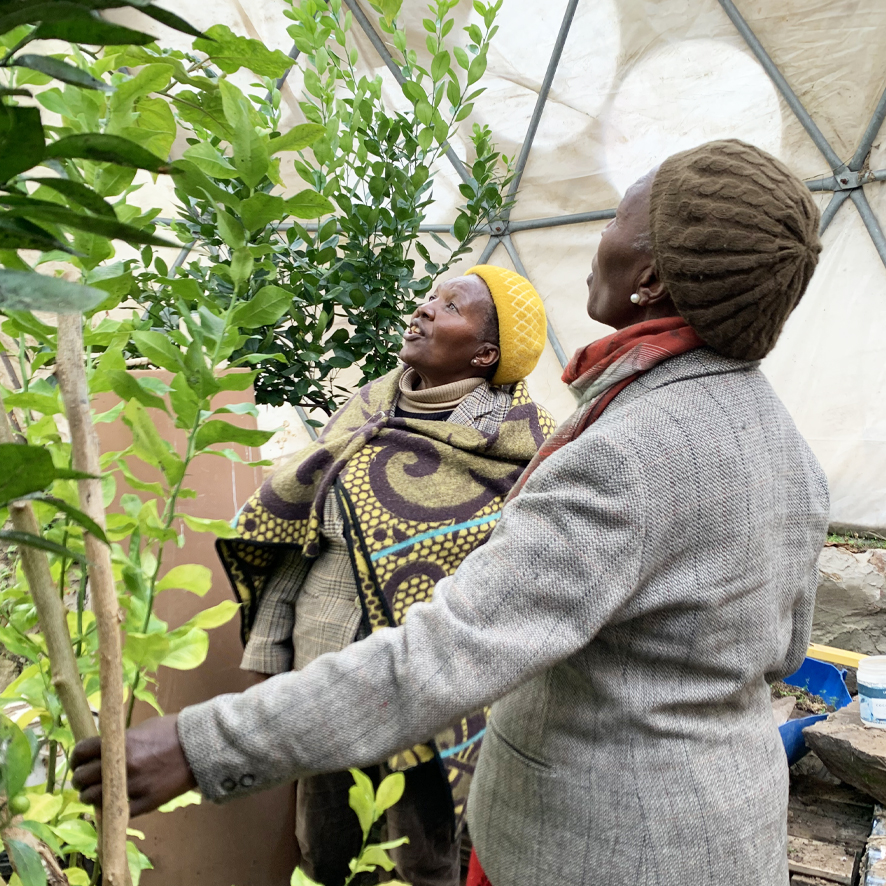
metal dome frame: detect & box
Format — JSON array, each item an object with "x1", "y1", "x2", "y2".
[{"x1": 170, "y1": 0, "x2": 886, "y2": 439}]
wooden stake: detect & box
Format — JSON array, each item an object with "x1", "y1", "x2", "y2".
[{"x1": 56, "y1": 314, "x2": 132, "y2": 886}]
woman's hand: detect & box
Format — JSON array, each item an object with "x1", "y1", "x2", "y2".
[{"x1": 71, "y1": 714, "x2": 198, "y2": 818}]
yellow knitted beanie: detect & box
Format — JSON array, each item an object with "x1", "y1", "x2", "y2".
[{"x1": 466, "y1": 264, "x2": 546, "y2": 385}]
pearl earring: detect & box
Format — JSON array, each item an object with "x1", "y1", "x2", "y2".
[
  {"x1": 630, "y1": 293, "x2": 641, "y2": 304},
  {"x1": 471, "y1": 359, "x2": 478, "y2": 365}
]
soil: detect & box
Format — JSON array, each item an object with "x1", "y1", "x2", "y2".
[{"x1": 772, "y1": 681, "x2": 836, "y2": 717}]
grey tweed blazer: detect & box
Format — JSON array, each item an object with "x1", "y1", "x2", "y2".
[{"x1": 179, "y1": 348, "x2": 829, "y2": 886}]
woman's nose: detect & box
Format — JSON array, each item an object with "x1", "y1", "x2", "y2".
[{"x1": 416, "y1": 301, "x2": 434, "y2": 319}]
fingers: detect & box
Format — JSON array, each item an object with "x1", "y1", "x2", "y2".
[
  {"x1": 71, "y1": 757, "x2": 102, "y2": 792},
  {"x1": 70, "y1": 735, "x2": 102, "y2": 770}
]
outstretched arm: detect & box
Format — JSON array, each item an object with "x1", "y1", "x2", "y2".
[{"x1": 72, "y1": 430, "x2": 646, "y2": 814}]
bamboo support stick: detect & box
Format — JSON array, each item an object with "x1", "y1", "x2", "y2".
[
  {"x1": 0, "y1": 402, "x2": 96, "y2": 743},
  {"x1": 56, "y1": 314, "x2": 131, "y2": 886}
]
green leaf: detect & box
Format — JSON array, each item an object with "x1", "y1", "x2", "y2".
[
  {"x1": 132, "y1": 330, "x2": 186, "y2": 373},
  {"x1": 13, "y1": 55, "x2": 109, "y2": 90},
  {"x1": 157, "y1": 790, "x2": 202, "y2": 813},
  {"x1": 431, "y1": 50, "x2": 451, "y2": 81},
  {"x1": 156, "y1": 564, "x2": 212, "y2": 596},
  {"x1": 127, "y1": 839, "x2": 153, "y2": 886},
  {"x1": 35, "y1": 495, "x2": 109, "y2": 545},
  {"x1": 28, "y1": 177, "x2": 116, "y2": 218},
  {"x1": 0, "y1": 200, "x2": 175, "y2": 247},
  {"x1": 169, "y1": 371, "x2": 199, "y2": 428},
  {"x1": 401, "y1": 81, "x2": 425, "y2": 104},
  {"x1": 374, "y1": 771, "x2": 405, "y2": 815},
  {"x1": 45, "y1": 133, "x2": 169, "y2": 171},
  {"x1": 230, "y1": 284, "x2": 293, "y2": 328},
  {"x1": 162, "y1": 627, "x2": 209, "y2": 669},
  {"x1": 183, "y1": 600, "x2": 239, "y2": 630},
  {"x1": 124, "y1": 631, "x2": 170, "y2": 670},
  {"x1": 182, "y1": 141, "x2": 238, "y2": 180},
  {"x1": 122, "y1": 400, "x2": 184, "y2": 483},
  {"x1": 452, "y1": 212, "x2": 470, "y2": 242},
  {"x1": 0, "y1": 216, "x2": 72, "y2": 253},
  {"x1": 127, "y1": 95, "x2": 177, "y2": 159},
  {"x1": 229, "y1": 246, "x2": 254, "y2": 293},
  {"x1": 219, "y1": 79, "x2": 269, "y2": 188},
  {"x1": 180, "y1": 514, "x2": 238, "y2": 538},
  {"x1": 0, "y1": 443, "x2": 57, "y2": 503},
  {"x1": 467, "y1": 51, "x2": 487, "y2": 85},
  {"x1": 0, "y1": 529, "x2": 85, "y2": 560},
  {"x1": 33, "y1": 15, "x2": 154, "y2": 47},
  {"x1": 216, "y1": 371, "x2": 258, "y2": 392},
  {"x1": 194, "y1": 420, "x2": 273, "y2": 450},
  {"x1": 50, "y1": 818, "x2": 97, "y2": 856},
  {"x1": 172, "y1": 159, "x2": 240, "y2": 210},
  {"x1": 0, "y1": 715, "x2": 34, "y2": 798},
  {"x1": 284, "y1": 189, "x2": 334, "y2": 220},
  {"x1": 291, "y1": 869, "x2": 323, "y2": 886},
  {"x1": 104, "y1": 369, "x2": 169, "y2": 412},
  {"x1": 0, "y1": 105, "x2": 44, "y2": 181},
  {"x1": 239, "y1": 193, "x2": 285, "y2": 232},
  {"x1": 0, "y1": 269, "x2": 107, "y2": 314},
  {"x1": 269, "y1": 123, "x2": 326, "y2": 155},
  {"x1": 216, "y1": 209, "x2": 246, "y2": 249},
  {"x1": 348, "y1": 768, "x2": 376, "y2": 837},
  {"x1": 358, "y1": 844, "x2": 397, "y2": 871},
  {"x1": 194, "y1": 24, "x2": 294, "y2": 77},
  {"x1": 4, "y1": 388, "x2": 59, "y2": 415},
  {"x1": 5, "y1": 838, "x2": 47, "y2": 886}
]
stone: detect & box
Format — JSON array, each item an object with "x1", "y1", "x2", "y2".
[
  {"x1": 804, "y1": 700, "x2": 886, "y2": 805},
  {"x1": 812, "y1": 547, "x2": 886, "y2": 655},
  {"x1": 773, "y1": 694, "x2": 797, "y2": 726}
]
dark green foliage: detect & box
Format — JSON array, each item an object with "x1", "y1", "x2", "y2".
[{"x1": 133, "y1": 0, "x2": 511, "y2": 416}]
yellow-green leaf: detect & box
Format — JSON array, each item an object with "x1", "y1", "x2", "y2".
[
  {"x1": 182, "y1": 600, "x2": 239, "y2": 630},
  {"x1": 156, "y1": 564, "x2": 213, "y2": 596}
]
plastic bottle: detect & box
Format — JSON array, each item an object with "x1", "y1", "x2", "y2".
[{"x1": 858, "y1": 656, "x2": 886, "y2": 728}]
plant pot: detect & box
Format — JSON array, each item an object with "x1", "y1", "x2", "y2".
[{"x1": 779, "y1": 656, "x2": 853, "y2": 766}]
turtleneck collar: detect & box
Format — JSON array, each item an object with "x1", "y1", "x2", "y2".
[{"x1": 397, "y1": 367, "x2": 485, "y2": 413}]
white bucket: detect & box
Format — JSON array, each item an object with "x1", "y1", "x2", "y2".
[{"x1": 858, "y1": 656, "x2": 886, "y2": 728}]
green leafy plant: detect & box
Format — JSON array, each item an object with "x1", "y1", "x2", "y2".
[
  {"x1": 0, "y1": 4, "x2": 306, "y2": 886},
  {"x1": 131, "y1": 0, "x2": 511, "y2": 416},
  {"x1": 290, "y1": 769, "x2": 410, "y2": 886}
]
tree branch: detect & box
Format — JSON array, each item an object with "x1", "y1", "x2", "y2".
[
  {"x1": 56, "y1": 314, "x2": 132, "y2": 886},
  {"x1": 0, "y1": 400, "x2": 96, "y2": 743}
]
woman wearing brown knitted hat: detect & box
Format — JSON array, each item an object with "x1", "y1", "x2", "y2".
[{"x1": 73, "y1": 141, "x2": 829, "y2": 886}]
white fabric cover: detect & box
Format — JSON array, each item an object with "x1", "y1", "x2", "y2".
[{"x1": 119, "y1": 0, "x2": 886, "y2": 533}]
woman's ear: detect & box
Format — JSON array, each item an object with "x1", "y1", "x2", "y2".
[
  {"x1": 473, "y1": 342, "x2": 500, "y2": 371},
  {"x1": 635, "y1": 263, "x2": 668, "y2": 307}
]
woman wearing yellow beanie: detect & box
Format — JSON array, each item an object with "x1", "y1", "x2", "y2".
[{"x1": 214, "y1": 267, "x2": 552, "y2": 886}]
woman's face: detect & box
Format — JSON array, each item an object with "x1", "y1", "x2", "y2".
[
  {"x1": 399, "y1": 275, "x2": 498, "y2": 388},
  {"x1": 586, "y1": 174, "x2": 656, "y2": 329}
]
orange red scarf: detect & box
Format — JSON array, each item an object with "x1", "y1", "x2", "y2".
[
  {"x1": 508, "y1": 316, "x2": 704, "y2": 500},
  {"x1": 467, "y1": 316, "x2": 703, "y2": 886}
]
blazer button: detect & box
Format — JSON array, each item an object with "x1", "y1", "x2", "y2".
[
  {"x1": 221, "y1": 777, "x2": 237, "y2": 792},
  {"x1": 240, "y1": 774, "x2": 255, "y2": 787}
]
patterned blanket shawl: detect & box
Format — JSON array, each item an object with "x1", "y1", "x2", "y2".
[{"x1": 217, "y1": 366, "x2": 554, "y2": 830}]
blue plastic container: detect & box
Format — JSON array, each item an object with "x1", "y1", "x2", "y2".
[{"x1": 778, "y1": 656, "x2": 853, "y2": 765}]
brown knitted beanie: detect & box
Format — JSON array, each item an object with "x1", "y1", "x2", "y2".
[{"x1": 649, "y1": 139, "x2": 822, "y2": 360}]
